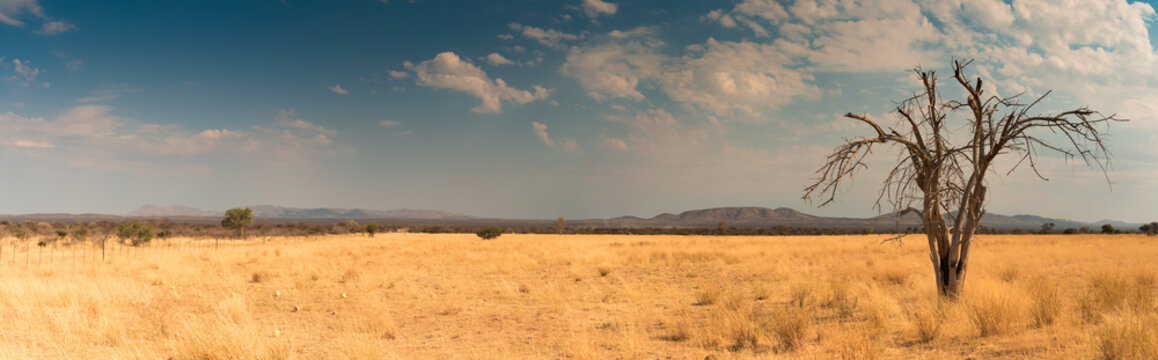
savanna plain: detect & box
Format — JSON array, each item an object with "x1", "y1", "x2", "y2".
[{"x1": 0, "y1": 233, "x2": 1155, "y2": 359}]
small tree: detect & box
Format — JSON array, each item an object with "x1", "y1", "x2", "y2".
[
  {"x1": 71, "y1": 221, "x2": 89, "y2": 243},
  {"x1": 804, "y1": 60, "x2": 1119, "y2": 299},
  {"x1": 363, "y1": 222, "x2": 380, "y2": 237},
  {"x1": 1101, "y1": 224, "x2": 1115, "y2": 234},
  {"x1": 221, "y1": 207, "x2": 255, "y2": 239},
  {"x1": 718, "y1": 220, "x2": 727, "y2": 235},
  {"x1": 117, "y1": 221, "x2": 155, "y2": 246},
  {"x1": 55, "y1": 230, "x2": 67, "y2": 243},
  {"x1": 1039, "y1": 222, "x2": 1055, "y2": 235},
  {"x1": 556, "y1": 216, "x2": 566, "y2": 234},
  {"x1": 11, "y1": 227, "x2": 28, "y2": 242},
  {"x1": 476, "y1": 227, "x2": 502, "y2": 240}
]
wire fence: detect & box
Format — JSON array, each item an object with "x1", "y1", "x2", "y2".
[{"x1": 0, "y1": 235, "x2": 324, "y2": 268}]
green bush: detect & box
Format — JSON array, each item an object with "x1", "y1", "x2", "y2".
[{"x1": 476, "y1": 227, "x2": 502, "y2": 240}]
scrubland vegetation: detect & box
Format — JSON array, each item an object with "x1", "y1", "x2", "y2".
[{"x1": 0, "y1": 233, "x2": 1154, "y2": 359}]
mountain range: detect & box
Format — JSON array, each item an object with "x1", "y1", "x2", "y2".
[
  {"x1": 117, "y1": 204, "x2": 1141, "y2": 231},
  {"x1": 125, "y1": 204, "x2": 473, "y2": 220}
]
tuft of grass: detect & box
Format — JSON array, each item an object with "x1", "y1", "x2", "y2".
[
  {"x1": 1025, "y1": 276, "x2": 1062, "y2": 328},
  {"x1": 789, "y1": 281, "x2": 812, "y2": 308},
  {"x1": 1081, "y1": 272, "x2": 1155, "y2": 323},
  {"x1": 1094, "y1": 311, "x2": 1158, "y2": 360},
  {"x1": 908, "y1": 300, "x2": 948, "y2": 344},
  {"x1": 824, "y1": 279, "x2": 857, "y2": 318},
  {"x1": 966, "y1": 283, "x2": 1024, "y2": 337},
  {"x1": 751, "y1": 281, "x2": 771, "y2": 301},
  {"x1": 770, "y1": 305, "x2": 813, "y2": 352},
  {"x1": 250, "y1": 272, "x2": 268, "y2": 283},
  {"x1": 695, "y1": 286, "x2": 722, "y2": 306},
  {"x1": 597, "y1": 264, "x2": 612, "y2": 277}
]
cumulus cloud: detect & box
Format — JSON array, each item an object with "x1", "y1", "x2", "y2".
[
  {"x1": 581, "y1": 0, "x2": 618, "y2": 17},
  {"x1": 328, "y1": 84, "x2": 350, "y2": 94},
  {"x1": 405, "y1": 52, "x2": 550, "y2": 113},
  {"x1": 562, "y1": 36, "x2": 820, "y2": 117},
  {"x1": 388, "y1": 70, "x2": 408, "y2": 79},
  {"x1": 560, "y1": 40, "x2": 666, "y2": 101},
  {"x1": 508, "y1": 22, "x2": 579, "y2": 48},
  {"x1": 485, "y1": 53, "x2": 515, "y2": 66},
  {"x1": 532, "y1": 121, "x2": 578, "y2": 152}
]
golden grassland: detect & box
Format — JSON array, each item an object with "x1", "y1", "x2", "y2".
[{"x1": 0, "y1": 233, "x2": 1154, "y2": 359}]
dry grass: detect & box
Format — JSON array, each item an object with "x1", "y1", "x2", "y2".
[{"x1": 0, "y1": 233, "x2": 1152, "y2": 359}]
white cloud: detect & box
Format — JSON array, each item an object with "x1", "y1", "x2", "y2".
[
  {"x1": 36, "y1": 19, "x2": 72, "y2": 34},
  {"x1": 275, "y1": 108, "x2": 337, "y2": 138},
  {"x1": 405, "y1": 52, "x2": 550, "y2": 113},
  {"x1": 485, "y1": 53, "x2": 515, "y2": 66},
  {"x1": 532, "y1": 121, "x2": 578, "y2": 152},
  {"x1": 13, "y1": 140, "x2": 53, "y2": 148},
  {"x1": 388, "y1": 70, "x2": 409, "y2": 79},
  {"x1": 608, "y1": 26, "x2": 656, "y2": 39},
  {"x1": 598, "y1": 134, "x2": 628, "y2": 151},
  {"x1": 0, "y1": 0, "x2": 72, "y2": 34},
  {"x1": 562, "y1": 36, "x2": 820, "y2": 117},
  {"x1": 0, "y1": 0, "x2": 41, "y2": 26},
  {"x1": 560, "y1": 40, "x2": 666, "y2": 101},
  {"x1": 65, "y1": 59, "x2": 83, "y2": 71},
  {"x1": 532, "y1": 121, "x2": 555, "y2": 147},
  {"x1": 328, "y1": 84, "x2": 350, "y2": 94},
  {"x1": 9, "y1": 58, "x2": 38, "y2": 86},
  {"x1": 581, "y1": 0, "x2": 618, "y2": 17},
  {"x1": 508, "y1": 22, "x2": 579, "y2": 48},
  {"x1": 379, "y1": 120, "x2": 401, "y2": 127}
]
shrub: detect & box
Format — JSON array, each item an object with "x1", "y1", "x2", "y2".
[{"x1": 475, "y1": 227, "x2": 502, "y2": 240}]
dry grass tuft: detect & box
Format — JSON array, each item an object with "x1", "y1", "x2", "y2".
[
  {"x1": 908, "y1": 299, "x2": 949, "y2": 343},
  {"x1": 769, "y1": 304, "x2": 813, "y2": 352},
  {"x1": 965, "y1": 281, "x2": 1025, "y2": 337},
  {"x1": 1024, "y1": 276, "x2": 1062, "y2": 328},
  {"x1": 1094, "y1": 310, "x2": 1158, "y2": 360},
  {"x1": 695, "y1": 286, "x2": 722, "y2": 306},
  {"x1": 1080, "y1": 272, "x2": 1155, "y2": 323}
]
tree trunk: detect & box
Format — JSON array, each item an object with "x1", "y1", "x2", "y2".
[{"x1": 936, "y1": 258, "x2": 964, "y2": 299}]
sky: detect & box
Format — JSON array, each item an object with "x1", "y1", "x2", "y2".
[{"x1": 0, "y1": 0, "x2": 1156, "y2": 222}]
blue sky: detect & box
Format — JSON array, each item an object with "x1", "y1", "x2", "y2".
[{"x1": 1, "y1": 0, "x2": 1156, "y2": 222}]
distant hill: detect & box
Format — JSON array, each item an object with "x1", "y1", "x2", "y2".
[
  {"x1": 126, "y1": 204, "x2": 473, "y2": 220},
  {"x1": 127, "y1": 204, "x2": 220, "y2": 217},
  {"x1": 0, "y1": 204, "x2": 1138, "y2": 231},
  {"x1": 570, "y1": 206, "x2": 1139, "y2": 231}
]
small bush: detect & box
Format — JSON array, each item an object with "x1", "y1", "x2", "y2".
[
  {"x1": 475, "y1": 227, "x2": 502, "y2": 240},
  {"x1": 597, "y1": 264, "x2": 612, "y2": 277}
]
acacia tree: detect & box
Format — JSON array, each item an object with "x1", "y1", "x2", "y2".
[
  {"x1": 804, "y1": 60, "x2": 1120, "y2": 299},
  {"x1": 222, "y1": 207, "x2": 255, "y2": 239}
]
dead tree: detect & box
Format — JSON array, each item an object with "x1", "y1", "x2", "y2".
[{"x1": 804, "y1": 59, "x2": 1121, "y2": 299}]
